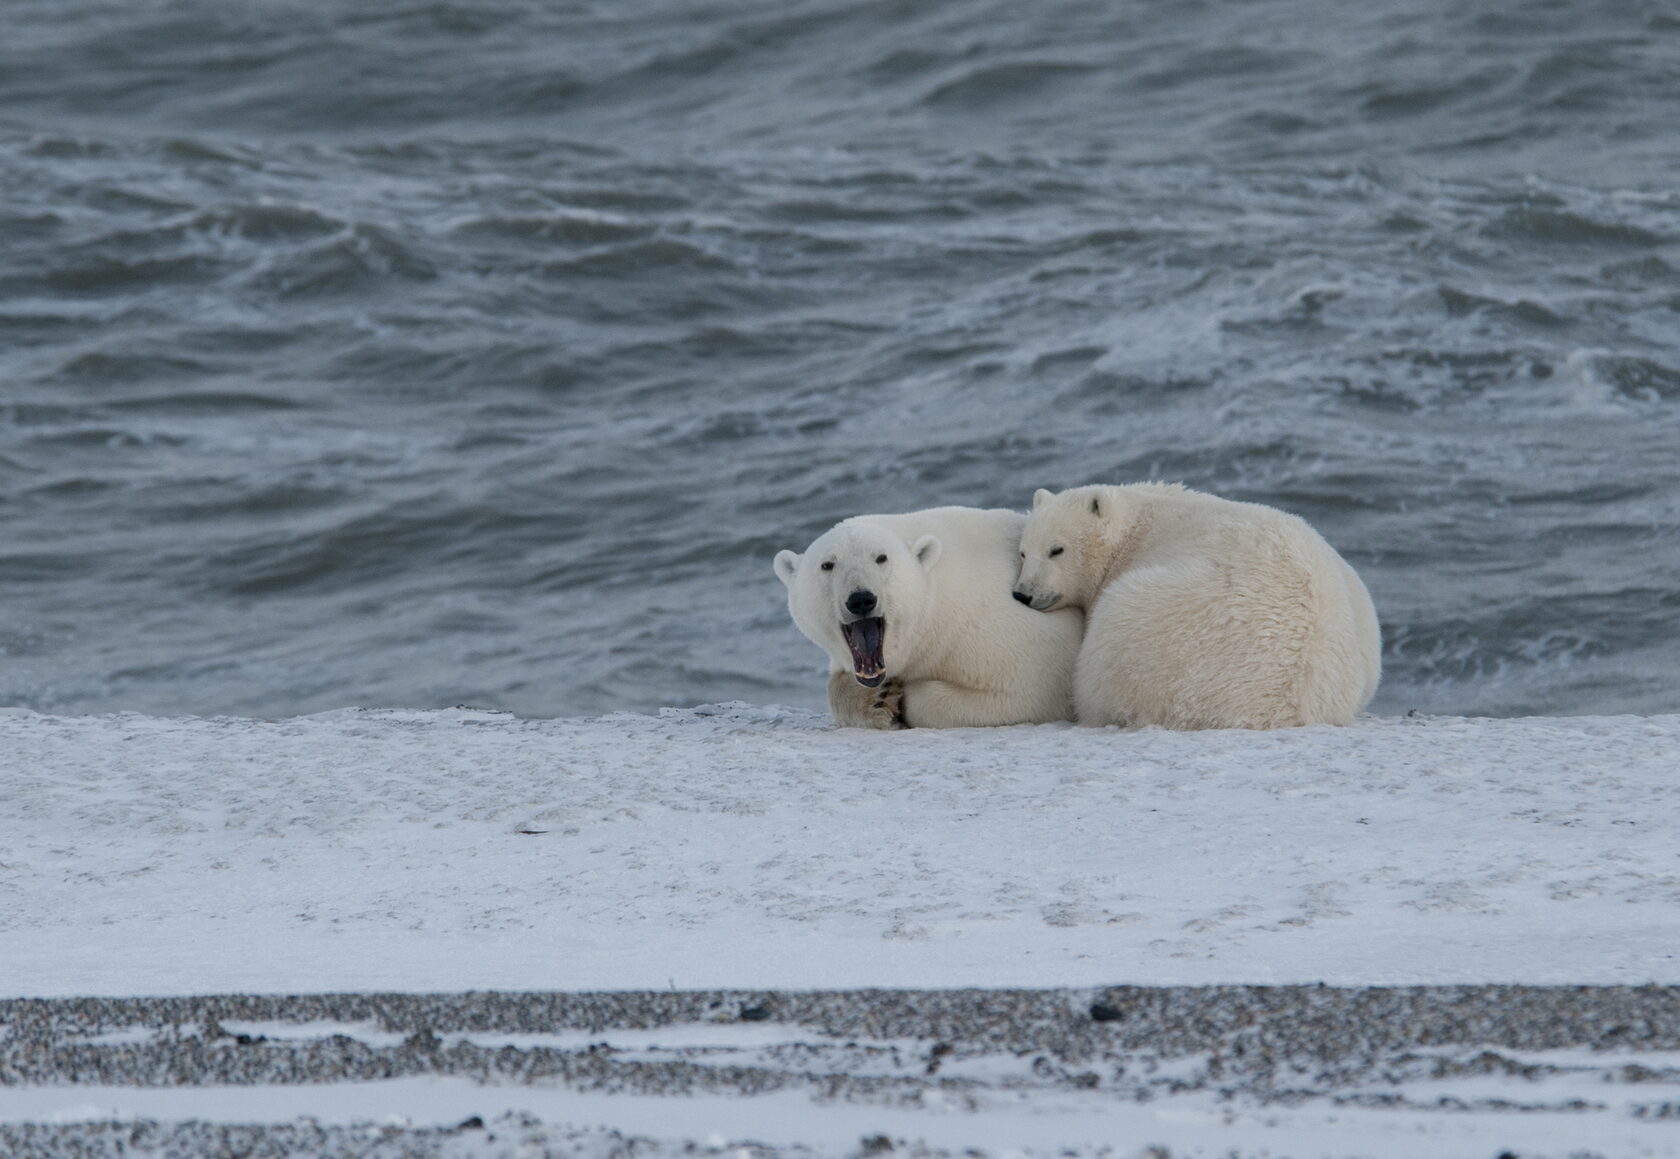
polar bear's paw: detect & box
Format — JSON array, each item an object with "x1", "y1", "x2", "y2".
[
  {"x1": 828, "y1": 670, "x2": 907, "y2": 730},
  {"x1": 870, "y1": 678, "x2": 907, "y2": 729}
]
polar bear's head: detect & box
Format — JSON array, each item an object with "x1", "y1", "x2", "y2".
[
  {"x1": 1013, "y1": 486, "x2": 1109, "y2": 612},
  {"x1": 773, "y1": 520, "x2": 942, "y2": 687}
]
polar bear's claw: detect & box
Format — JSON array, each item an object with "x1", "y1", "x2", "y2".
[
  {"x1": 871, "y1": 678, "x2": 907, "y2": 729},
  {"x1": 826, "y1": 670, "x2": 905, "y2": 730}
]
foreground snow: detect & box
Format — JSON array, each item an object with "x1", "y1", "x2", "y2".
[
  {"x1": 3, "y1": 1068, "x2": 1673, "y2": 1159},
  {"x1": 3, "y1": 703, "x2": 1678, "y2": 996}
]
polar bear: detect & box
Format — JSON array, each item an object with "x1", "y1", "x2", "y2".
[
  {"x1": 1013, "y1": 484, "x2": 1381, "y2": 730},
  {"x1": 774, "y1": 507, "x2": 1082, "y2": 728}
]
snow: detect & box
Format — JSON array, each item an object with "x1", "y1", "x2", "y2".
[
  {"x1": 6, "y1": 703, "x2": 1680, "y2": 1154},
  {"x1": 3, "y1": 702, "x2": 1679, "y2": 997}
]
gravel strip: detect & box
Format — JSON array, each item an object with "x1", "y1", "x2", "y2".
[{"x1": 4, "y1": 984, "x2": 1679, "y2": 1157}]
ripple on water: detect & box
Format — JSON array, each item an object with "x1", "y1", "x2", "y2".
[{"x1": 1485, "y1": 206, "x2": 1669, "y2": 248}]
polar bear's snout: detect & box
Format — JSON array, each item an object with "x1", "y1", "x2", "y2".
[
  {"x1": 1012, "y1": 572, "x2": 1063, "y2": 611},
  {"x1": 1013, "y1": 553, "x2": 1064, "y2": 612},
  {"x1": 845, "y1": 588, "x2": 877, "y2": 617}
]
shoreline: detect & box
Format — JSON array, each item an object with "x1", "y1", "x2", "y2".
[{"x1": 5, "y1": 704, "x2": 1679, "y2": 995}]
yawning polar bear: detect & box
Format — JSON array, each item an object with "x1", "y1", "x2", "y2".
[{"x1": 775, "y1": 507, "x2": 1082, "y2": 728}]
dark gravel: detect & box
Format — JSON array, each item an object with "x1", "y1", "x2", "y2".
[{"x1": 5, "y1": 984, "x2": 1679, "y2": 1158}]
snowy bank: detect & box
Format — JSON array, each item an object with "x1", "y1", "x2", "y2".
[{"x1": 3, "y1": 704, "x2": 1677, "y2": 997}]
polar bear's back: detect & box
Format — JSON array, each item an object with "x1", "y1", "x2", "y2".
[{"x1": 1080, "y1": 487, "x2": 1381, "y2": 729}]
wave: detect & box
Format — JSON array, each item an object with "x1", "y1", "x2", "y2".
[
  {"x1": 1486, "y1": 207, "x2": 1669, "y2": 248},
  {"x1": 246, "y1": 223, "x2": 436, "y2": 297}
]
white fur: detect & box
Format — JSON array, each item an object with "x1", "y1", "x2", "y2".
[
  {"x1": 774, "y1": 507, "x2": 1082, "y2": 728},
  {"x1": 1015, "y1": 484, "x2": 1381, "y2": 730}
]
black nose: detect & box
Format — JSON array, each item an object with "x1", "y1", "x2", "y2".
[
  {"x1": 1012, "y1": 591, "x2": 1032, "y2": 605},
  {"x1": 845, "y1": 589, "x2": 877, "y2": 616}
]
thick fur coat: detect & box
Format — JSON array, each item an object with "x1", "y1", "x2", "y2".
[{"x1": 1014, "y1": 484, "x2": 1381, "y2": 730}]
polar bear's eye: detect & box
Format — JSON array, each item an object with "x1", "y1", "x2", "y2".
[
  {"x1": 874, "y1": 554, "x2": 887, "y2": 565},
  {"x1": 820, "y1": 561, "x2": 834, "y2": 571},
  {"x1": 1049, "y1": 546, "x2": 1064, "y2": 558}
]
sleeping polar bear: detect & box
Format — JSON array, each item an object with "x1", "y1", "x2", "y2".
[
  {"x1": 774, "y1": 507, "x2": 1082, "y2": 728},
  {"x1": 1014, "y1": 483, "x2": 1381, "y2": 730}
]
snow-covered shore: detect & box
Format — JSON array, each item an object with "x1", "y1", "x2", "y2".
[
  {"x1": 6, "y1": 703, "x2": 1680, "y2": 1155},
  {"x1": 4, "y1": 703, "x2": 1677, "y2": 998}
]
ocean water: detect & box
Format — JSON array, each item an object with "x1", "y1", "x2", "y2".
[{"x1": 1, "y1": 0, "x2": 1677, "y2": 721}]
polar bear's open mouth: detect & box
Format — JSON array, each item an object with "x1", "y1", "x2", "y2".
[{"x1": 841, "y1": 616, "x2": 886, "y2": 687}]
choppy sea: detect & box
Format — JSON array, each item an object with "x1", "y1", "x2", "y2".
[{"x1": 2, "y1": 0, "x2": 1677, "y2": 720}]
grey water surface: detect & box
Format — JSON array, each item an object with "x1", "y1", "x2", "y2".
[{"x1": 2, "y1": 0, "x2": 1678, "y2": 720}]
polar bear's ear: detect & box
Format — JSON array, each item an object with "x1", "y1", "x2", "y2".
[
  {"x1": 1032, "y1": 488, "x2": 1053, "y2": 509},
  {"x1": 911, "y1": 535, "x2": 941, "y2": 569},
  {"x1": 1089, "y1": 495, "x2": 1102, "y2": 517},
  {"x1": 773, "y1": 550, "x2": 801, "y2": 588}
]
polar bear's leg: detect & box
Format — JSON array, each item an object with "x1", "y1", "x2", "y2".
[
  {"x1": 1079, "y1": 556, "x2": 1323, "y2": 730},
  {"x1": 827, "y1": 670, "x2": 906, "y2": 729},
  {"x1": 900, "y1": 679, "x2": 1043, "y2": 728},
  {"x1": 1072, "y1": 630, "x2": 1136, "y2": 728},
  {"x1": 1075, "y1": 562, "x2": 1238, "y2": 729}
]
